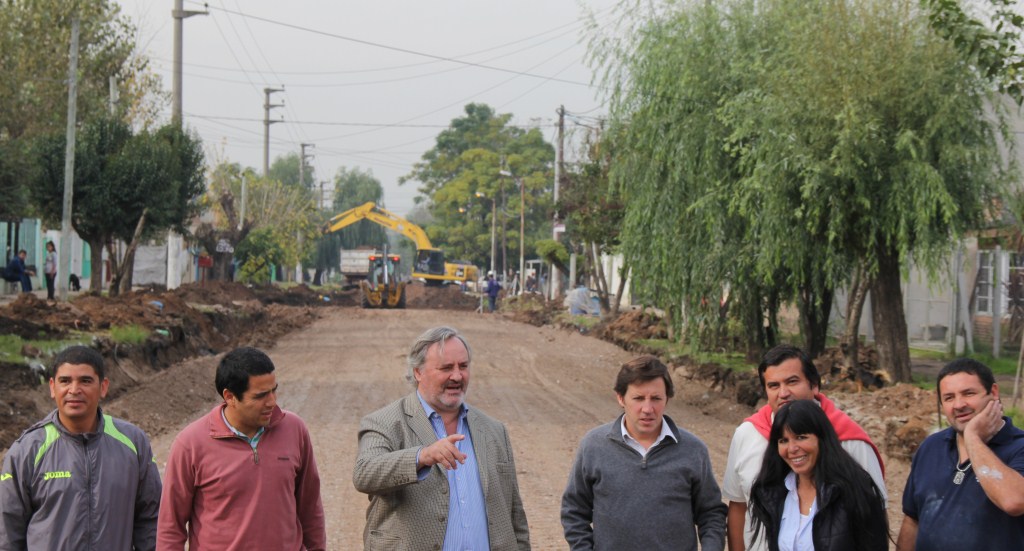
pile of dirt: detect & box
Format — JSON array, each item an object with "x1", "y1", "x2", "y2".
[
  {"x1": 833, "y1": 383, "x2": 938, "y2": 460},
  {"x1": 404, "y1": 282, "x2": 480, "y2": 310},
  {"x1": 503, "y1": 294, "x2": 563, "y2": 326},
  {"x1": 251, "y1": 284, "x2": 359, "y2": 307},
  {"x1": 173, "y1": 280, "x2": 259, "y2": 304},
  {"x1": 814, "y1": 345, "x2": 890, "y2": 389},
  {"x1": 597, "y1": 309, "x2": 667, "y2": 349}
]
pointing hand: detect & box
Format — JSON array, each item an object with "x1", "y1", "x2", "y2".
[{"x1": 418, "y1": 434, "x2": 467, "y2": 471}]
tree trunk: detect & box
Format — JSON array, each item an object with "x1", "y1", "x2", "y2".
[
  {"x1": 741, "y1": 287, "x2": 766, "y2": 362},
  {"x1": 766, "y1": 287, "x2": 780, "y2": 349},
  {"x1": 106, "y1": 210, "x2": 148, "y2": 297},
  {"x1": 87, "y1": 237, "x2": 104, "y2": 293},
  {"x1": 106, "y1": 242, "x2": 123, "y2": 297},
  {"x1": 590, "y1": 242, "x2": 611, "y2": 316},
  {"x1": 871, "y1": 247, "x2": 913, "y2": 382},
  {"x1": 611, "y1": 264, "x2": 629, "y2": 317},
  {"x1": 122, "y1": 247, "x2": 136, "y2": 292},
  {"x1": 212, "y1": 252, "x2": 233, "y2": 281},
  {"x1": 842, "y1": 263, "x2": 871, "y2": 373},
  {"x1": 798, "y1": 285, "x2": 833, "y2": 359}
]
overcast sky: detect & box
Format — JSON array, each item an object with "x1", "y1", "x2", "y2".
[{"x1": 114, "y1": 0, "x2": 619, "y2": 216}]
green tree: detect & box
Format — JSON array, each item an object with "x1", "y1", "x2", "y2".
[
  {"x1": 310, "y1": 166, "x2": 386, "y2": 285},
  {"x1": 560, "y1": 127, "x2": 629, "y2": 316},
  {"x1": 402, "y1": 103, "x2": 555, "y2": 270},
  {"x1": 922, "y1": 0, "x2": 1024, "y2": 105},
  {"x1": 268, "y1": 152, "x2": 315, "y2": 189},
  {"x1": 331, "y1": 167, "x2": 387, "y2": 249},
  {"x1": 196, "y1": 162, "x2": 318, "y2": 282},
  {"x1": 592, "y1": 0, "x2": 1011, "y2": 378},
  {"x1": 0, "y1": 0, "x2": 155, "y2": 139},
  {"x1": 31, "y1": 117, "x2": 206, "y2": 295},
  {"x1": 235, "y1": 226, "x2": 286, "y2": 283},
  {"x1": 0, "y1": 0, "x2": 162, "y2": 220}
]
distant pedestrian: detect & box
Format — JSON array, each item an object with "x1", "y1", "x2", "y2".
[
  {"x1": 44, "y1": 241, "x2": 57, "y2": 300},
  {"x1": 0, "y1": 345, "x2": 162, "y2": 550},
  {"x1": 486, "y1": 271, "x2": 501, "y2": 313},
  {"x1": 157, "y1": 347, "x2": 326, "y2": 551},
  {"x1": 3, "y1": 249, "x2": 34, "y2": 292}
]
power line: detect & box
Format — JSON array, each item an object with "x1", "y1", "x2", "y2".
[
  {"x1": 185, "y1": 1, "x2": 595, "y2": 88},
  {"x1": 148, "y1": 8, "x2": 603, "y2": 76},
  {"x1": 184, "y1": 112, "x2": 556, "y2": 128}
]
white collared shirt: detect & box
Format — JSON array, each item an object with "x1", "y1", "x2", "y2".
[
  {"x1": 620, "y1": 416, "x2": 677, "y2": 457},
  {"x1": 779, "y1": 472, "x2": 817, "y2": 551}
]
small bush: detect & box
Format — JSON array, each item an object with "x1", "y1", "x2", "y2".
[{"x1": 110, "y1": 325, "x2": 150, "y2": 345}]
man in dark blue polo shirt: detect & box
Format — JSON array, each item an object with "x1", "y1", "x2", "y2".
[{"x1": 897, "y1": 358, "x2": 1024, "y2": 551}]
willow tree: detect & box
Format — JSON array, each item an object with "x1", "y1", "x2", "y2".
[{"x1": 592, "y1": 0, "x2": 1010, "y2": 379}]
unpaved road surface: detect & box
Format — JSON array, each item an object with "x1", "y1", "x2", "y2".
[{"x1": 140, "y1": 308, "x2": 909, "y2": 549}]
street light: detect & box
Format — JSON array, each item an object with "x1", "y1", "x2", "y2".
[
  {"x1": 476, "y1": 191, "x2": 496, "y2": 276},
  {"x1": 500, "y1": 170, "x2": 525, "y2": 296}
]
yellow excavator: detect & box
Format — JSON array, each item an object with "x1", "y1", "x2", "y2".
[{"x1": 324, "y1": 202, "x2": 479, "y2": 287}]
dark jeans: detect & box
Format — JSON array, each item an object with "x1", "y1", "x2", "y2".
[
  {"x1": 19, "y1": 274, "x2": 31, "y2": 293},
  {"x1": 488, "y1": 295, "x2": 498, "y2": 313},
  {"x1": 45, "y1": 273, "x2": 55, "y2": 300}
]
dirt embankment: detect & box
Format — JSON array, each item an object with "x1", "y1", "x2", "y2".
[{"x1": 0, "y1": 282, "x2": 346, "y2": 451}]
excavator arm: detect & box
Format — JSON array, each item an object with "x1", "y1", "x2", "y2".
[
  {"x1": 324, "y1": 202, "x2": 476, "y2": 285},
  {"x1": 324, "y1": 202, "x2": 435, "y2": 251}
]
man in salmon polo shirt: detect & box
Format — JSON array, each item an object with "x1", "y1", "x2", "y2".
[{"x1": 157, "y1": 347, "x2": 325, "y2": 550}]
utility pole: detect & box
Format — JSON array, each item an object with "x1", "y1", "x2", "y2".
[
  {"x1": 171, "y1": 0, "x2": 207, "y2": 123},
  {"x1": 551, "y1": 105, "x2": 565, "y2": 300},
  {"x1": 58, "y1": 18, "x2": 80, "y2": 301},
  {"x1": 519, "y1": 177, "x2": 525, "y2": 297},
  {"x1": 299, "y1": 143, "x2": 314, "y2": 188},
  {"x1": 296, "y1": 143, "x2": 314, "y2": 282},
  {"x1": 170, "y1": 0, "x2": 206, "y2": 289},
  {"x1": 263, "y1": 87, "x2": 285, "y2": 175}
]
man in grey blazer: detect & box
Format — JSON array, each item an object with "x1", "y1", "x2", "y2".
[{"x1": 354, "y1": 326, "x2": 531, "y2": 551}]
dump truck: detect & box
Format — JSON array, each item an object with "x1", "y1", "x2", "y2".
[{"x1": 339, "y1": 248, "x2": 380, "y2": 283}]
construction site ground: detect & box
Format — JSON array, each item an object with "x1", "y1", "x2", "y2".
[{"x1": 0, "y1": 282, "x2": 942, "y2": 548}]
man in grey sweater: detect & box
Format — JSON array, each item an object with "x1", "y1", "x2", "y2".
[{"x1": 561, "y1": 355, "x2": 727, "y2": 551}]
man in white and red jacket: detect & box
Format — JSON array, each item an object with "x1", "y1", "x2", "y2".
[{"x1": 157, "y1": 347, "x2": 325, "y2": 551}]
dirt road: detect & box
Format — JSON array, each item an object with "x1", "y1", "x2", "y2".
[{"x1": 135, "y1": 307, "x2": 908, "y2": 549}]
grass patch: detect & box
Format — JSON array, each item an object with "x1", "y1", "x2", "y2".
[
  {"x1": 965, "y1": 353, "x2": 1018, "y2": 376},
  {"x1": 909, "y1": 347, "x2": 949, "y2": 361},
  {"x1": 909, "y1": 346, "x2": 1020, "y2": 376},
  {"x1": 1010, "y1": 408, "x2": 1024, "y2": 429},
  {"x1": 555, "y1": 313, "x2": 601, "y2": 330},
  {"x1": 634, "y1": 339, "x2": 752, "y2": 371},
  {"x1": 109, "y1": 324, "x2": 150, "y2": 345},
  {"x1": 0, "y1": 334, "x2": 90, "y2": 364}
]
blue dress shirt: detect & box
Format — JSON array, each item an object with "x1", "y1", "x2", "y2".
[{"x1": 416, "y1": 392, "x2": 490, "y2": 551}]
